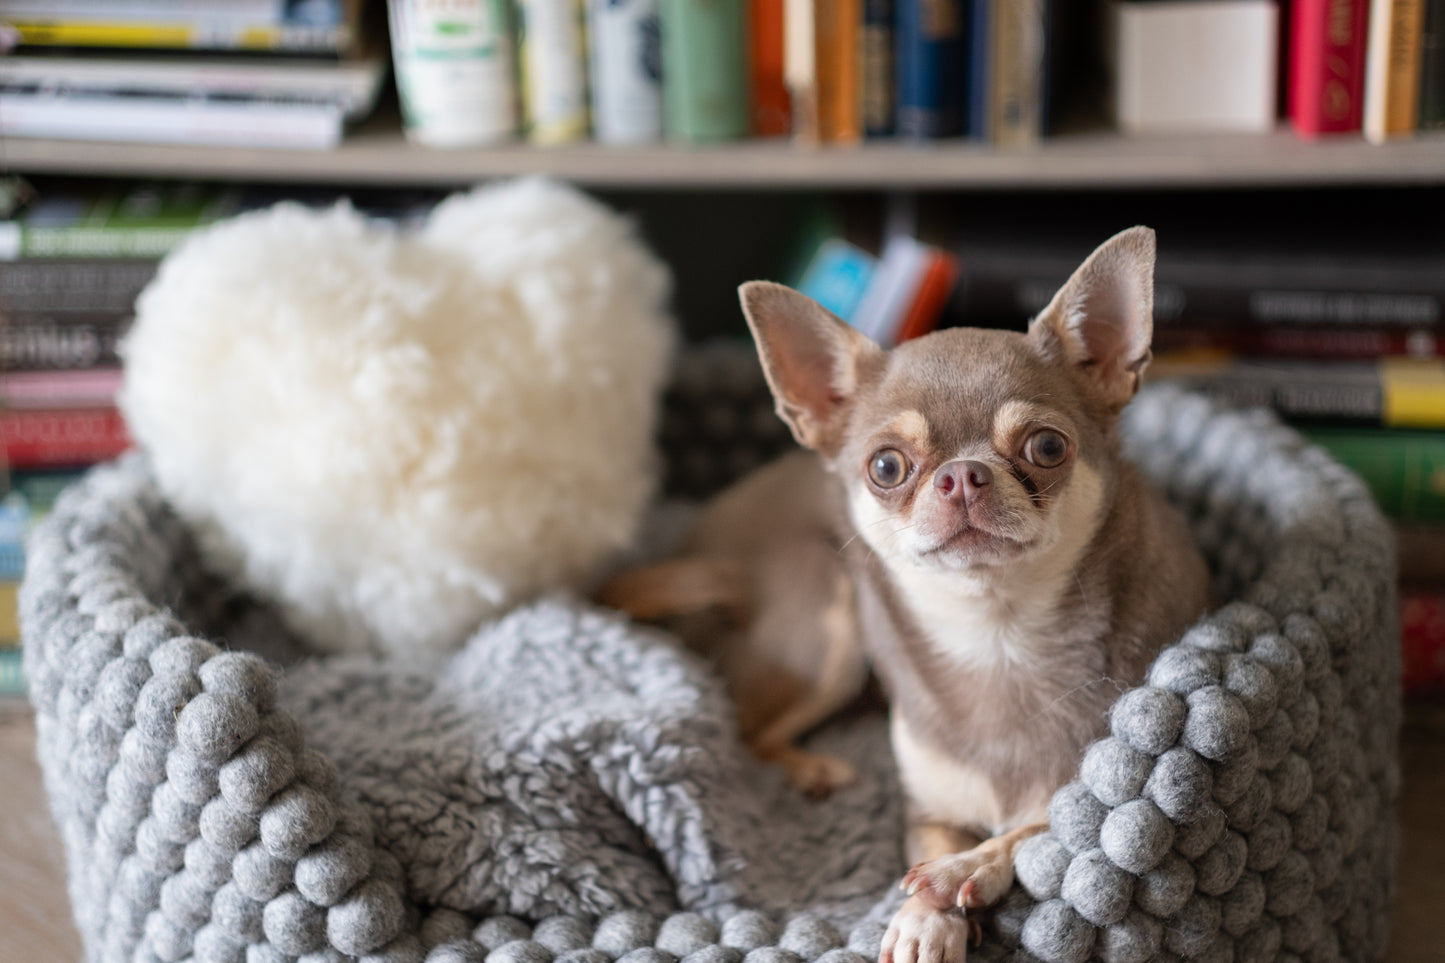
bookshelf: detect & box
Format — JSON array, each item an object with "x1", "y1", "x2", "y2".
[{"x1": 6, "y1": 116, "x2": 1445, "y2": 189}]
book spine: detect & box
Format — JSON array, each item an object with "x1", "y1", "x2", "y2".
[
  {"x1": 518, "y1": 0, "x2": 592, "y2": 144},
  {"x1": 784, "y1": 0, "x2": 819, "y2": 142},
  {"x1": 1149, "y1": 357, "x2": 1445, "y2": 429},
  {"x1": 1401, "y1": 584, "x2": 1445, "y2": 696},
  {"x1": 0, "y1": 367, "x2": 124, "y2": 408},
  {"x1": 388, "y1": 0, "x2": 517, "y2": 147},
  {"x1": 815, "y1": 0, "x2": 863, "y2": 143},
  {"x1": 0, "y1": 407, "x2": 131, "y2": 468},
  {"x1": 1288, "y1": 0, "x2": 1369, "y2": 136},
  {"x1": 895, "y1": 248, "x2": 962, "y2": 343},
  {"x1": 1302, "y1": 426, "x2": 1445, "y2": 522},
  {"x1": 894, "y1": 0, "x2": 968, "y2": 138},
  {"x1": 949, "y1": 251, "x2": 1445, "y2": 330},
  {"x1": 0, "y1": 88, "x2": 344, "y2": 150},
  {"x1": 0, "y1": 649, "x2": 23, "y2": 696},
  {"x1": 750, "y1": 0, "x2": 792, "y2": 135},
  {"x1": 988, "y1": 0, "x2": 1048, "y2": 147},
  {"x1": 5, "y1": 16, "x2": 356, "y2": 55},
  {"x1": 862, "y1": 0, "x2": 895, "y2": 136},
  {"x1": 1420, "y1": 0, "x2": 1445, "y2": 128},
  {"x1": 0, "y1": 259, "x2": 157, "y2": 314},
  {"x1": 660, "y1": 0, "x2": 750, "y2": 142},
  {"x1": 1, "y1": 223, "x2": 195, "y2": 260},
  {"x1": 966, "y1": 0, "x2": 993, "y2": 141},
  {"x1": 2, "y1": 315, "x2": 130, "y2": 374},
  {"x1": 1364, "y1": 0, "x2": 1427, "y2": 142},
  {"x1": 1153, "y1": 325, "x2": 1443, "y2": 360},
  {"x1": 586, "y1": 0, "x2": 663, "y2": 144}
]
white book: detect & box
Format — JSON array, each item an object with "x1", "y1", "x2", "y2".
[
  {"x1": 0, "y1": 53, "x2": 385, "y2": 119},
  {"x1": 585, "y1": 0, "x2": 662, "y2": 144},
  {"x1": 0, "y1": 0, "x2": 286, "y2": 21},
  {"x1": 850, "y1": 234, "x2": 929, "y2": 347},
  {"x1": 783, "y1": 0, "x2": 817, "y2": 142},
  {"x1": 0, "y1": 87, "x2": 343, "y2": 149},
  {"x1": 1363, "y1": 0, "x2": 1426, "y2": 144}
]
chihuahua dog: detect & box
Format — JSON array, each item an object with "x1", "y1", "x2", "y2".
[{"x1": 599, "y1": 227, "x2": 1210, "y2": 963}]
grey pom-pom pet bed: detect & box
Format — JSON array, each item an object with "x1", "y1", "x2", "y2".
[{"x1": 23, "y1": 349, "x2": 1400, "y2": 963}]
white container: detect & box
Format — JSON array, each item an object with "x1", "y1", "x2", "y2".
[
  {"x1": 586, "y1": 0, "x2": 663, "y2": 144},
  {"x1": 1113, "y1": 0, "x2": 1279, "y2": 134},
  {"x1": 388, "y1": 0, "x2": 517, "y2": 147},
  {"x1": 517, "y1": 0, "x2": 591, "y2": 144}
]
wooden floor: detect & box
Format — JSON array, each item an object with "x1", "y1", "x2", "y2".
[{"x1": 2, "y1": 698, "x2": 1442, "y2": 962}]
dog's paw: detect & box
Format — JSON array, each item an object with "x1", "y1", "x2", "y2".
[
  {"x1": 880, "y1": 896, "x2": 978, "y2": 963},
  {"x1": 781, "y1": 750, "x2": 858, "y2": 798},
  {"x1": 901, "y1": 846, "x2": 1014, "y2": 912},
  {"x1": 753, "y1": 741, "x2": 859, "y2": 798}
]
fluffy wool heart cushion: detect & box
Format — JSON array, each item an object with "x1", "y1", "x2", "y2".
[{"x1": 118, "y1": 178, "x2": 676, "y2": 657}]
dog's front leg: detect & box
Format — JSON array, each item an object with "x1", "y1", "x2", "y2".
[{"x1": 881, "y1": 820, "x2": 1046, "y2": 963}]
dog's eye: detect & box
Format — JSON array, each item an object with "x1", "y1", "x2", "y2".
[
  {"x1": 1024, "y1": 430, "x2": 1069, "y2": 468},
  {"x1": 867, "y1": 449, "x2": 911, "y2": 489}
]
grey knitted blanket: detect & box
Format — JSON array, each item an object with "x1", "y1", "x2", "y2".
[{"x1": 22, "y1": 374, "x2": 1400, "y2": 963}]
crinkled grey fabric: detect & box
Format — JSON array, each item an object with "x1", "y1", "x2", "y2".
[{"x1": 22, "y1": 368, "x2": 1400, "y2": 963}]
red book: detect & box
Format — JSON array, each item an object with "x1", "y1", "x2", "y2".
[
  {"x1": 896, "y1": 249, "x2": 961, "y2": 344},
  {"x1": 1402, "y1": 585, "x2": 1445, "y2": 696},
  {"x1": 749, "y1": 0, "x2": 792, "y2": 135},
  {"x1": 1288, "y1": 0, "x2": 1369, "y2": 136},
  {"x1": 1, "y1": 406, "x2": 131, "y2": 468}
]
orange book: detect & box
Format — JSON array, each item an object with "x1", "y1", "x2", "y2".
[
  {"x1": 750, "y1": 0, "x2": 791, "y2": 135},
  {"x1": 896, "y1": 249, "x2": 961, "y2": 343},
  {"x1": 814, "y1": 0, "x2": 862, "y2": 142}
]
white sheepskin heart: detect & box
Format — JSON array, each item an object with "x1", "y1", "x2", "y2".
[{"x1": 119, "y1": 178, "x2": 676, "y2": 657}]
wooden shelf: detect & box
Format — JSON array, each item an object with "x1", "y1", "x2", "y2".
[{"x1": 4, "y1": 118, "x2": 1445, "y2": 190}]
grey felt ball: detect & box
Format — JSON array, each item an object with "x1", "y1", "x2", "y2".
[
  {"x1": 594, "y1": 913, "x2": 661, "y2": 957},
  {"x1": 1110, "y1": 687, "x2": 1186, "y2": 756},
  {"x1": 1060, "y1": 848, "x2": 1134, "y2": 926},
  {"x1": 475, "y1": 918, "x2": 533, "y2": 952},
  {"x1": 1100, "y1": 799, "x2": 1174, "y2": 874},
  {"x1": 778, "y1": 917, "x2": 841, "y2": 959},
  {"x1": 534, "y1": 917, "x2": 597, "y2": 955},
  {"x1": 720, "y1": 913, "x2": 779, "y2": 952},
  {"x1": 1020, "y1": 900, "x2": 1094, "y2": 963},
  {"x1": 656, "y1": 915, "x2": 718, "y2": 957}
]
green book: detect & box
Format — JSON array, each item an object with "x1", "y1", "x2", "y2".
[
  {"x1": 1303, "y1": 427, "x2": 1445, "y2": 523},
  {"x1": 1421, "y1": 0, "x2": 1445, "y2": 128},
  {"x1": 0, "y1": 648, "x2": 22, "y2": 697},
  {"x1": 659, "y1": 0, "x2": 749, "y2": 142},
  {"x1": 0, "y1": 183, "x2": 245, "y2": 260}
]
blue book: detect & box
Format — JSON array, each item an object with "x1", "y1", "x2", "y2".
[
  {"x1": 863, "y1": 0, "x2": 896, "y2": 137},
  {"x1": 895, "y1": 0, "x2": 969, "y2": 138},
  {"x1": 966, "y1": 0, "x2": 992, "y2": 141},
  {"x1": 796, "y1": 239, "x2": 880, "y2": 324}
]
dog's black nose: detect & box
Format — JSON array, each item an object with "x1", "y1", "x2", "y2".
[{"x1": 934, "y1": 460, "x2": 992, "y2": 500}]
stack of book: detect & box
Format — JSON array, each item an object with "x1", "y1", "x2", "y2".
[
  {"x1": 940, "y1": 214, "x2": 1445, "y2": 694},
  {"x1": 0, "y1": 181, "x2": 247, "y2": 695},
  {"x1": 0, "y1": 0, "x2": 387, "y2": 149},
  {"x1": 791, "y1": 229, "x2": 959, "y2": 348},
  {"x1": 0, "y1": 178, "x2": 442, "y2": 696}
]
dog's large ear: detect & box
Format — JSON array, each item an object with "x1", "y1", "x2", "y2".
[
  {"x1": 1028, "y1": 226, "x2": 1156, "y2": 411},
  {"x1": 738, "y1": 281, "x2": 883, "y2": 454}
]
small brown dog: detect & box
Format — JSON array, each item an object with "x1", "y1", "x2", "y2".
[{"x1": 599, "y1": 227, "x2": 1210, "y2": 963}]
